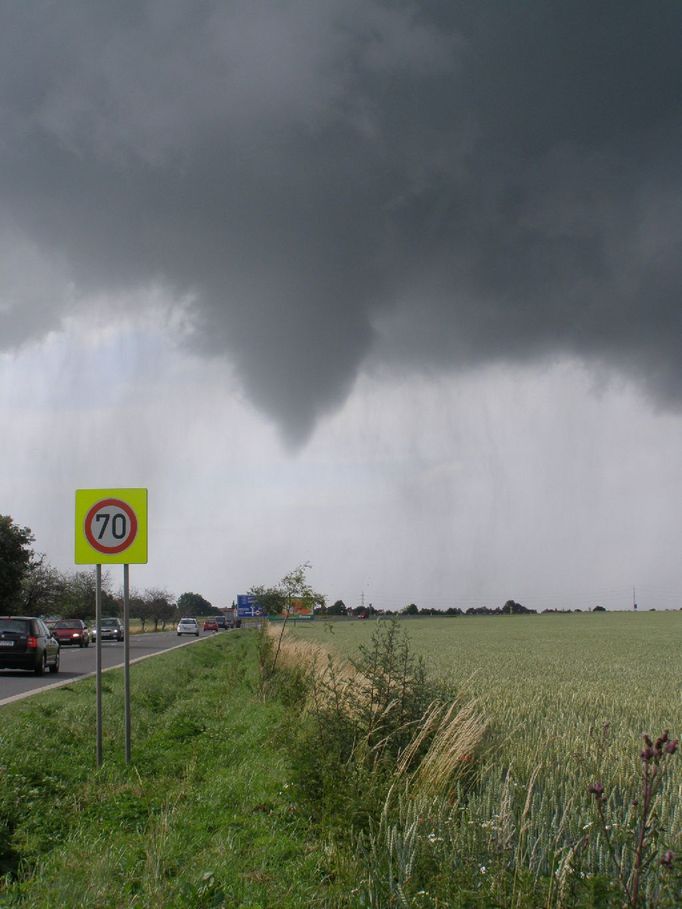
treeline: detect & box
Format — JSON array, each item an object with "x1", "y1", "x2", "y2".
[
  {"x1": 1, "y1": 515, "x2": 222, "y2": 630},
  {"x1": 27, "y1": 568, "x2": 224, "y2": 630},
  {"x1": 26, "y1": 567, "x2": 223, "y2": 630},
  {"x1": 22, "y1": 561, "x2": 179, "y2": 630},
  {"x1": 321, "y1": 599, "x2": 610, "y2": 618}
]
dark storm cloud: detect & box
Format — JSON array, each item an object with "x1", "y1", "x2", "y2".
[{"x1": 0, "y1": 1, "x2": 680, "y2": 439}]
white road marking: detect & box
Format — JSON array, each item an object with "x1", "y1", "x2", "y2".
[{"x1": 0, "y1": 634, "x2": 217, "y2": 708}]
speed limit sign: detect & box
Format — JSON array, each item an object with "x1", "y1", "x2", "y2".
[{"x1": 75, "y1": 488, "x2": 148, "y2": 564}]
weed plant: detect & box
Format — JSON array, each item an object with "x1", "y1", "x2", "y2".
[{"x1": 272, "y1": 620, "x2": 485, "y2": 836}]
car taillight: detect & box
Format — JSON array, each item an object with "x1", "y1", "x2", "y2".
[{"x1": 27, "y1": 635, "x2": 38, "y2": 649}]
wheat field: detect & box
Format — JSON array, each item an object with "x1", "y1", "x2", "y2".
[{"x1": 289, "y1": 612, "x2": 682, "y2": 886}]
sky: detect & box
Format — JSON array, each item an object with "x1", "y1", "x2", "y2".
[{"x1": 1, "y1": 1, "x2": 681, "y2": 611}]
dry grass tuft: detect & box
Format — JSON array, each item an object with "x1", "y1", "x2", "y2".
[
  {"x1": 265, "y1": 629, "x2": 328, "y2": 674},
  {"x1": 397, "y1": 700, "x2": 486, "y2": 798}
]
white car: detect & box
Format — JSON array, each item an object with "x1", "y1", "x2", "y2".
[{"x1": 176, "y1": 617, "x2": 199, "y2": 637}]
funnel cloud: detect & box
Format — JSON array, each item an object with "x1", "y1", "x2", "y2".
[{"x1": 1, "y1": 1, "x2": 680, "y2": 440}]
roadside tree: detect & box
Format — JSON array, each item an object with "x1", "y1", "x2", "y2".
[
  {"x1": 256, "y1": 562, "x2": 325, "y2": 676},
  {"x1": 0, "y1": 515, "x2": 34, "y2": 607},
  {"x1": 144, "y1": 588, "x2": 177, "y2": 631},
  {"x1": 130, "y1": 594, "x2": 152, "y2": 631},
  {"x1": 21, "y1": 555, "x2": 66, "y2": 616},
  {"x1": 247, "y1": 585, "x2": 286, "y2": 615},
  {"x1": 177, "y1": 591, "x2": 215, "y2": 617},
  {"x1": 60, "y1": 570, "x2": 117, "y2": 620}
]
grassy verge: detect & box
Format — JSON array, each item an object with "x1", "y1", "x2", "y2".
[{"x1": 0, "y1": 632, "x2": 332, "y2": 908}]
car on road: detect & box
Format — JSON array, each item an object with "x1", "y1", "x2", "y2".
[
  {"x1": 177, "y1": 617, "x2": 199, "y2": 637},
  {"x1": 203, "y1": 619, "x2": 219, "y2": 632},
  {"x1": 0, "y1": 616, "x2": 60, "y2": 675},
  {"x1": 91, "y1": 617, "x2": 124, "y2": 642},
  {"x1": 52, "y1": 619, "x2": 90, "y2": 647},
  {"x1": 214, "y1": 615, "x2": 232, "y2": 630}
]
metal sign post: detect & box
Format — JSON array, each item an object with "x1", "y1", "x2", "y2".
[
  {"x1": 95, "y1": 563, "x2": 103, "y2": 768},
  {"x1": 123, "y1": 563, "x2": 131, "y2": 764},
  {"x1": 75, "y1": 488, "x2": 148, "y2": 768}
]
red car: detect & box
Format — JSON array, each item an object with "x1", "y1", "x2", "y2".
[
  {"x1": 52, "y1": 619, "x2": 90, "y2": 647},
  {"x1": 203, "y1": 619, "x2": 219, "y2": 632}
]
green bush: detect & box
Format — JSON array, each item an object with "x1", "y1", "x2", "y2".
[{"x1": 279, "y1": 620, "x2": 456, "y2": 831}]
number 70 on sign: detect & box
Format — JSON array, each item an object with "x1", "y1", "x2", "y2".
[{"x1": 75, "y1": 488, "x2": 148, "y2": 564}]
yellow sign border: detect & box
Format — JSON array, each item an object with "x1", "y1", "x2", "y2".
[{"x1": 75, "y1": 488, "x2": 148, "y2": 564}]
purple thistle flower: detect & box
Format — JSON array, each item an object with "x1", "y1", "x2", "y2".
[
  {"x1": 660, "y1": 850, "x2": 674, "y2": 868},
  {"x1": 589, "y1": 782, "x2": 605, "y2": 798}
]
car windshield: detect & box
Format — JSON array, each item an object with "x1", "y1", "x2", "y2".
[
  {"x1": 0, "y1": 619, "x2": 30, "y2": 634},
  {"x1": 101, "y1": 619, "x2": 118, "y2": 626},
  {"x1": 181, "y1": 619, "x2": 196, "y2": 624},
  {"x1": 54, "y1": 620, "x2": 81, "y2": 629}
]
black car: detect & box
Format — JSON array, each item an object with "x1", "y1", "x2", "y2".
[
  {"x1": 0, "y1": 616, "x2": 60, "y2": 675},
  {"x1": 214, "y1": 615, "x2": 233, "y2": 630}
]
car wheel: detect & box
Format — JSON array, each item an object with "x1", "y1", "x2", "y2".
[
  {"x1": 195, "y1": 631, "x2": 199, "y2": 637},
  {"x1": 35, "y1": 653, "x2": 47, "y2": 676},
  {"x1": 49, "y1": 651, "x2": 60, "y2": 674},
  {"x1": 177, "y1": 632, "x2": 181, "y2": 636},
  {"x1": 79, "y1": 640, "x2": 85, "y2": 647}
]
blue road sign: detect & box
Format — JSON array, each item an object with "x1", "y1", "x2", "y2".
[{"x1": 237, "y1": 594, "x2": 265, "y2": 618}]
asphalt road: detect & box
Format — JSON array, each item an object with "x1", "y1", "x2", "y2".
[{"x1": 0, "y1": 630, "x2": 218, "y2": 706}]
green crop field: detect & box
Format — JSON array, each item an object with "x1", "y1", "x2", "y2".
[
  {"x1": 288, "y1": 612, "x2": 682, "y2": 901},
  {"x1": 293, "y1": 612, "x2": 682, "y2": 763}
]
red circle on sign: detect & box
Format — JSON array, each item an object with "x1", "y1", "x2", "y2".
[{"x1": 84, "y1": 498, "x2": 138, "y2": 554}]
